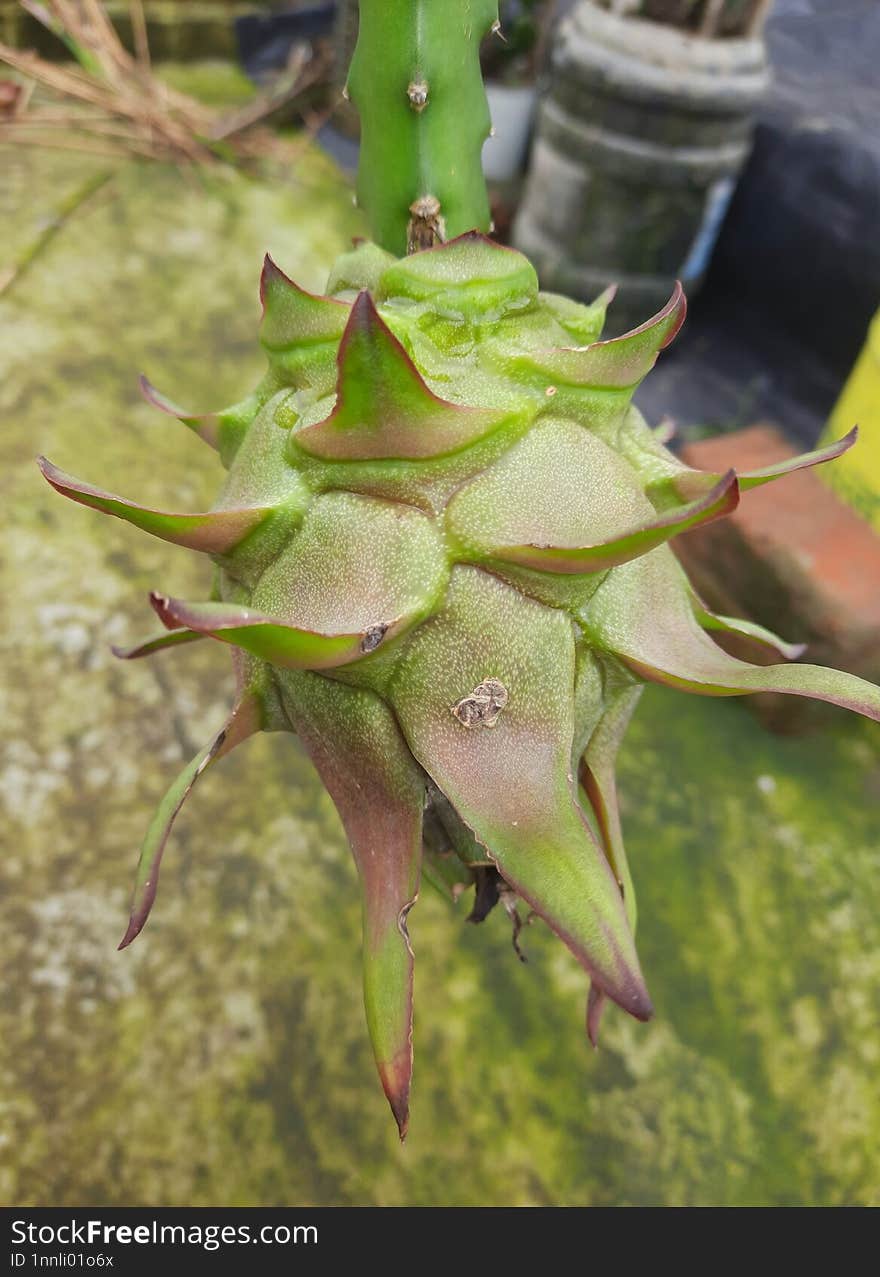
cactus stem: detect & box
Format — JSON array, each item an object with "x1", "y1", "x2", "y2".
[{"x1": 349, "y1": 0, "x2": 498, "y2": 255}]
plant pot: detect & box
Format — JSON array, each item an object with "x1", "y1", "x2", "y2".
[
  {"x1": 482, "y1": 82, "x2": 537, "y2": 182},
  {"x1": 513, "y1": 0, "x2": 768, "y2": 330}
]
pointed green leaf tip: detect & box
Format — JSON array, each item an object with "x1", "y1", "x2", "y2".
[
  {"x1": 650, "y1": 425, "x2": 860, "y2": 503},
  {"x1": 111, "y1": 628, "x2": 206, "y2": 661},
  {"x1": 580, "y1": 701, "x2": 639, "y2": 1048},
  {"x1": 732, "y1": 425, "x2": 859, "y2": 490},
  {"x1": 516, "y1": 282, "x2": 686, "y2": 388},
  {"x1": 690, "y1": 591, "x2": 806, "y2": 661},
  {"x1": 580, "y1": 683, "x2": 643, "y2": 938},
  {"x1": 583, "y1": 545, "x2": 880, "y2": 721},
  {"x1": 292, "y1": 291, "x2": 518, "y2": 460},
  {"x1": 388, "y1": 567, "x2": 652, "y2": 1022},
  {"x1": 118, "y1": 692, "x2": 261, "y2": 950},
  {"x1": 259, "y1": 253, "x2": 350, "y2": 348},
  {"x1": 38, "y1": 457, "x2": 273, "y2": 553},
  {"x1": 540, "y1": 284, "x2": 617, "y2": 347},
  {"x1": 276, "y1": 671, "x2": 423, "y2": 1139},
  {"x1": 139, "y1": 375, "x2": 221, "y2": 450},
  {"x1": 256, "y1": 254, "x2": 351, "y2": 392}
]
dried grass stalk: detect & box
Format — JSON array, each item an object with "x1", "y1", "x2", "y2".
[{"x1": 0, "y1": 0, "x2": 332, "y2": 167}]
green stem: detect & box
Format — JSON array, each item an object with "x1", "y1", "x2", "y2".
[{"x1": 348, "y1": 0, "x2": 498, "y2": 256}]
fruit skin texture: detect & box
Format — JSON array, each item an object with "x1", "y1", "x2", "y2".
[{"x1": 40, "y1": 232, "x2": 879, "y2": 1137}]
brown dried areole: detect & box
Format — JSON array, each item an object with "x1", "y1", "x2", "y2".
[
  {"x1": 451, "y1": 678, "x2": 509, "y2": 729},
  {"x1": 407, "y1": 195, "x2": 445, "y2": 253},
  {"x1": 407, "y1": 80, "x2": 429, "y2": 112}
]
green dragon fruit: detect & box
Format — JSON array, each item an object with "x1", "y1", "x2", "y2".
[{"x1": 37, "y1": 0, "x2": 880, "y2": 1137}]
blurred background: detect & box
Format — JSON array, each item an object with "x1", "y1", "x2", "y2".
[{"x1": 1, "y1": 0, "x2": 878, "y2": 1206}]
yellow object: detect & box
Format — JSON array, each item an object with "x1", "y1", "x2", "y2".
[{"x1": 820, "y1": 309, "x2": 880, "y2": 530}]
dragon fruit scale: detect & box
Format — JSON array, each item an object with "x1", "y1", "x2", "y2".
[{"x1": 39, "y1": 232, "x2": 880, "y2": 1135}]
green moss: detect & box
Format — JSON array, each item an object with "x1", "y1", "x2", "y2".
[
  {"x1": 621, "y1": 690, "x2": 880, "y2": 1205},
  {"x1": 156, "y1": 60, "x2": 258, "y2": 108}
]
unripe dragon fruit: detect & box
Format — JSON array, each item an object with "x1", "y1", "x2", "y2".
[
  {"x1": 37, "y1": 0, "x2": 880, "y2": 1136},
  {"x1": 39, "y1": 233, "x2": 879, "y2": 1135}
]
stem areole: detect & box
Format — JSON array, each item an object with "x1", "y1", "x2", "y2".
[{"x1": 348, "y1": 0, "x2": 499, "y2": 256}]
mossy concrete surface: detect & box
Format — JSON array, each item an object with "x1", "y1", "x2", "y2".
[{"x1": 2, "y1": 136, "x2": 879, "y2": 1207}]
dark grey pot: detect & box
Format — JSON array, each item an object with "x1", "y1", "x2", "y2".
[{"x1": 513, "y1": 1, "x2": 768, "y2": 331}]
